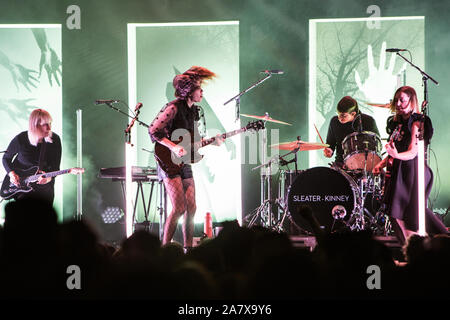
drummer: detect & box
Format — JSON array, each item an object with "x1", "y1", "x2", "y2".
[{"x1": 323, "y1": 96, "x2": 380, "y2": 168}]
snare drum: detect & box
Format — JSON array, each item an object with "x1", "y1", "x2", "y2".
[
  {"x1": 287, "y1": 167, "x2": 360, "y2": 233},
  {"x1": 342, "y1": 131, "x2": 382, "y2": 171}
]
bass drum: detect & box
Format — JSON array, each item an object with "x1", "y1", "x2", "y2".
[{"x1": 287, "y1": 167, "x2": 360, "y2": 234}]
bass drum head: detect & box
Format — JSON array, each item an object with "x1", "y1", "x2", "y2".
[{"x1": 287, "y1": 167, "x2": 357, "y2": 234}]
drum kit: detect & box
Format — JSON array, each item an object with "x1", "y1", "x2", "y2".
[{"x1": 243, "y1": 111, "x2": 391, "y2": 236}]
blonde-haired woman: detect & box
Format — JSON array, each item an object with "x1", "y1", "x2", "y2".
[
  {"x1": 2, "y1": 108, "x2": 61, "y2": 204},
  {"x1": 373, "y1": 86, "x2": 447, "y2": 244}
]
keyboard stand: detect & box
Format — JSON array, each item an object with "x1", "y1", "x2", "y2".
[{"x1": 117, "y1": 177, "x2": 166, "y2": 239}]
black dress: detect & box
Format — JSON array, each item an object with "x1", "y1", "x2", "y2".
[{"x1": 385, "y1": 114, "x2": 447, "y2": 234}]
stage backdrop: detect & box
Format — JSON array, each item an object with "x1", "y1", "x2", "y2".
[
  {"x1": 0, "y1": 25, "x2": 62, "y2": 221},
  {"x1": 309, "y1": 17, "x2": 424, "y2": 168}
]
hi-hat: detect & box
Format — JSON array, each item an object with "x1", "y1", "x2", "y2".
[
  {"x1": 240, "y1": 113, "x2": 291, "y2": 125},
  {"x1": 271, "y1": 140, "x2": 329, "y2": 151}
]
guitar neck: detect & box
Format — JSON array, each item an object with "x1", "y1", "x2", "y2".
[
  {"x1": 200, "y1": 127, "x2": 248, "y2": 148},
  {"x1": 26, "y1": 169, "x2": 71, "y2": 183}
]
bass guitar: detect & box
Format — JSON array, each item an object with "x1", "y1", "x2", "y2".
[
  {"x1": 154, "y1": 120, "x2": 265, "y2": 176},
  {"x1": 1, "y1": 167, "x2": 85, "y2": 200}
]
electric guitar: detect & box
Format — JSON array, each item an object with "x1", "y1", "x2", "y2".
[
  {"x1": 154, "y1": 120, "x2": 265, "y2": 176},
  {"x1": 1, "y1": 167, "x2": 85, "y2": 200},
  {"x1": 382, "y1": 124, "x2": 402, "y2": 203}
]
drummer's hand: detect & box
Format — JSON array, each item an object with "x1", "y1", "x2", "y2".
[
  {"x1": 385, "y1": 141, "x2": 399, "y2": 159},
  {"x1": 213, "y1": 134, "x2": 224, "y2": 146},
  {"x1": 323, "y1": 147, "x2": 333, "y2": 158}
]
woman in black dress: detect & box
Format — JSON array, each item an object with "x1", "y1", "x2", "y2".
[{"x1": 373, "y1": 86, "x2": 447, "y2": 244}]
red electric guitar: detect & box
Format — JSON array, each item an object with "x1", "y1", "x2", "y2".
[{"x1": 154, "y1": 120, "x2": 264, "y2": 176}]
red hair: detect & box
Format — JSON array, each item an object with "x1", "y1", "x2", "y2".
[{"x1": 173, "y1": 66, "x2": 216, "y2": 99}]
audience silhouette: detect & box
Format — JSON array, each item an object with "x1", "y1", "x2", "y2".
[{"x1": 0, "y1": 199, "x2": 449, "y2": 300}]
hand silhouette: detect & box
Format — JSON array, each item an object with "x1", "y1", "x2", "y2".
[
  {"x1": 8, "y1": 98, "x2": 38, "y2": 114},
  {"x1": 9, "y1": 63, "x2": 39, "y2": 92},
  {"x1": 0, "y1": 98, "x2": 38, "y2": 125},
  {"x1": 39, "y1": 46, "x2": 61, "y2": 86},
  {"x1": 355, "y1": 42, "x2": 407, "y2": 104}
]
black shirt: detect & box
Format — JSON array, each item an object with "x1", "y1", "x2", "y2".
[
  {"x1": 2, "y1": 131, "x2": 62, "y2": 202},
  {"x1": 148, "y1": 98, "x2": 201, "y2": 143},
  {"x1": 325, "y1": 113, "x2": 380, "y2": 163},
  {"x1": 386, "y1": 113, "x2": 433, "y2": 152}
]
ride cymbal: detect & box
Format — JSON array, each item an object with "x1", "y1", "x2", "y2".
[
  {"x1": 365, "y1": 102, "x2": 391, "y2": 109},
  {"x1": 240, "y1": 113, "x2": 291, "y2": 125},
  {"x1": 271, "y1": 140, "x2": 329, "y2": 151}
]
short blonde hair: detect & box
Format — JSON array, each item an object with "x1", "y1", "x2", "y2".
[{"x1": 28, "y1": 108, "x2": 53, "y2": 146}]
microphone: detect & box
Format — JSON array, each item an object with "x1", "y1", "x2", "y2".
[
  {"x1": 95, "y1": 99, "x2": 120, "y2": 105},
  {"x1": 260, "y1": 69, "x2": 284, "y2": 74},
  {"x1": 134, "y1": 102, "x2": 143, "y2": 111},
  {"x1": 385, "y1": 48, "x2": 407, "y2": 52}
]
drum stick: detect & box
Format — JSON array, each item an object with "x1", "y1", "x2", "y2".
[{"x1": 314, "y1": 123, "x2": 325, "y2": 144}]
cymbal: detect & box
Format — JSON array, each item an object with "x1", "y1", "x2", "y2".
[
  {"x1": 365, "y1": 102, "x2": 391, "y2": 109},
  {"x1": 240, "y1": 113, "x2": 292, "y2": 125},
  {"x1": 271, "y1": 140, "x2": 329, "y2": 151}
]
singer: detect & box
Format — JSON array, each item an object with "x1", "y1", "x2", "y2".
[
  {"x1": 323, "y1": 96, "x2": 379, "y2": 167},
  {"x1": 372, "y1": 86, "x2": 448, "y2": 244},
  {"x1": 148, "y1": 66, "x2": 223, "y2": 252}
]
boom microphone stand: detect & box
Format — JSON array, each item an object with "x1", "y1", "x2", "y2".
[
  {"x1": 224, "y1": 72, "x2": 273, "y2": 122},
  {"x1": 396, "y1": 51, "x2": 439, "y2": 235},
  {"x1": 224, "y1": 71, "x2": 278, "y2": 228}
]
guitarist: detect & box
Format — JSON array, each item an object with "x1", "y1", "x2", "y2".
[
  {"x1": 2, "y1": 108, "x2": 61, "y2": 204},
  {"x1": 149, "y1": 66, "x2": 223, "y2": 251},
  {"x1": 372, "y1": 86, "x2": 447, "y2": 244}
]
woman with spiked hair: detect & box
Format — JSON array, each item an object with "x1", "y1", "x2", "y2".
[
  {"x1": 2, "y1": 108, "x2": 61, "y2": 204},
  {"x1": 149, "y1": 66, "x2": 222, "y2": 251}
]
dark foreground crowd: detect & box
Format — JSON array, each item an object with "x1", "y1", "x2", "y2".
[{"x1": 0, "y1": 198, "x2": 449, "y2": 301}]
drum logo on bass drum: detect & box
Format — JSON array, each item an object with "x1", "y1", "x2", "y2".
[{"x1": 293, "y1": 195, "x2": 351, "y2": 202}]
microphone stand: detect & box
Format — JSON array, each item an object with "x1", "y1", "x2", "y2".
[
  {"x1": 101, "y1": 101, "x2": 147, "y2": 237},
  {"x1": 224, "y1": 72, "x2": 276, "y2": 228},
  {"x1": 396, "y1": 52, "x2": 439, "y2": 236},
  {"x1": 103, "y1": 102, "x2": 149, "y2": 130}
]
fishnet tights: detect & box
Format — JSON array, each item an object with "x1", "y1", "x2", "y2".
[{"x1": 162, "y1": 176, "x2": 196, "y2": 247}]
